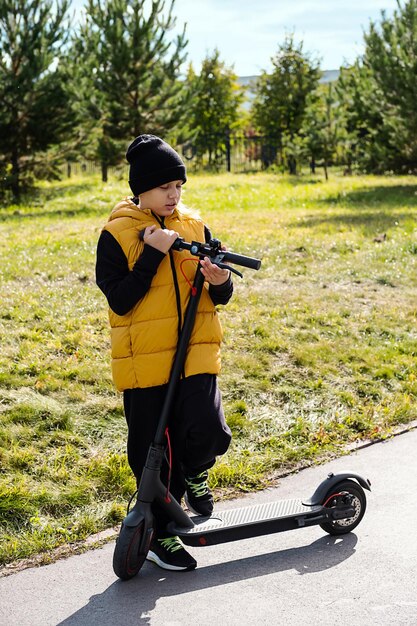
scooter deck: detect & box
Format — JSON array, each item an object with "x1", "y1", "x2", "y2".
[{"x1": 171, "y1": 499, "x2": 324, "y2": 547}]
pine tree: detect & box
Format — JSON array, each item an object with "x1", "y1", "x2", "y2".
[
  {"x1": 336, "y1": 62, "x2": 389, "y2": 173},
  {"x1": 0, "y1": 0, "x2": 73, "y2": 201},
  {"x1": 338, "y1": 0, "x2": 417, "y2": 173},
  {"x1": 302, "y1": 82, "x2": 342, "y2": 179},
  {"x1": 73, "y1": 0, "x2": 188, "y2": 181},
  {"x1": 364, "y1": 0, "x2": 417, "y2": 171},
  {"x1": 251, "y1": 34, "x2": 321, "y2": 174}
]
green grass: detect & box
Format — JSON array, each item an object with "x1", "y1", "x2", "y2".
[{"x1": 1, "y1": 170, "x2": 417, "y2": 565}]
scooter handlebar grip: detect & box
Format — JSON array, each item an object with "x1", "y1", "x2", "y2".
[{"x1": 222, "y1": 251, "x2": 262, "y2": 270}]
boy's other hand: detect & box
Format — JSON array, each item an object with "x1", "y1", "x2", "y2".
[
  {"x1": 200, "y1": 256, "x2": 230, "y2": 285},
  {"x1": 143, "y1": 226, "x2": 179, "y2": 254}
]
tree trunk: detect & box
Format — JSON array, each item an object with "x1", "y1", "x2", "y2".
[
  {"x1": 344, "y1": 158, "x2": 352, "y2": 176},
  {"x1": 11, "y1": 148, "x2": 20, "y2": 203},
  {"x1": 310, "y1": 156, "x2": 316, "y2": 174},
  {"x1": 288, "y1": 156, "x2": 297, "y2": 175},
  {"x1": 225, "y1": 131, "x2": 231, "y2": 172},
  {"x1": 101, "y1": 161, "x2": 108, "y2": 182}
]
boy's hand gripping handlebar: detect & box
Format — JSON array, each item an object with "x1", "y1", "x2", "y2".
[{"x1": 171, "y1": 237, "x2": 262, "y2": 277}]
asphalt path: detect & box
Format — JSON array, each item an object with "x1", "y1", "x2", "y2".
[{"x1": 1, "y1": 428, "x2": 417, "y2": 626}]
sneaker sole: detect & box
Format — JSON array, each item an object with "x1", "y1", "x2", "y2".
[{"x1": 146, "y1": 550, "x2": 197, "y2": 572}]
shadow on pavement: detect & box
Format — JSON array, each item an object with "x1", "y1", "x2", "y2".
[{"x1": 57, "y1": 533, "x2": 357, "y2": 626}]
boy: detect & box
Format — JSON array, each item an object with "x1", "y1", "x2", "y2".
[{"x1": 96, "y1": 134, "x2": 233, "y2": 571}]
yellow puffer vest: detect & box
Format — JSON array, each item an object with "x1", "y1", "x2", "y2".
[{"x1": 102, "y1": 198, "x2": 223, "y2": 391}]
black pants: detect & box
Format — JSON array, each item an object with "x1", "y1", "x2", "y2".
[{"x1": 123, "y1": 374, "x2": 231, "y2": 534}]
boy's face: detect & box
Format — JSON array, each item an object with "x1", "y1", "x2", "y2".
[{"x1": 139, "y1": 180, "x2": 183, "y2": 217}]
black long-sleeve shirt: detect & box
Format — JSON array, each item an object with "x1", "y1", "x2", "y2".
[{"x1": 96, "y1": 227, "x2": 233, "y2": 316}]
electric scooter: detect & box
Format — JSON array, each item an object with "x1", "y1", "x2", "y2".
[{"x1": 113, "y1": 237, "x2": 371, "y2": 580}]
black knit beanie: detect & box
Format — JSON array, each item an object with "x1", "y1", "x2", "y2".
[{"x1": 126, "y1": 134, "x2": 187, "y2": 196}]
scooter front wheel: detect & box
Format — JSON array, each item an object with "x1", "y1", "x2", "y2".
[
  {"x1": 320, "y1": 479, "x2": 367, "y2": 536},
  {"x1": 113, "y1": 520, "x2": 150, "y2": 580}
]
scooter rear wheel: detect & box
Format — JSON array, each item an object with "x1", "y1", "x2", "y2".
[
  {"x1": 113, "y1": 521, "x2": 149, "y2": 580},
  {"x1": 320, "y1": 479, "x2": 367, "y2": 536}
]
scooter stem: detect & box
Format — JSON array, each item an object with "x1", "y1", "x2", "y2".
[{"x1": 153, "y1": 264, "x2": 206, "y2": 445}]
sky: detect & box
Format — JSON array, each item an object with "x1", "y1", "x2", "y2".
[
  {"x1": 170, "y1": 0, "x2": 399, "y2": 75},
  {"x1": 72, "y1": 0, "x2": 400, "y2": 75}
]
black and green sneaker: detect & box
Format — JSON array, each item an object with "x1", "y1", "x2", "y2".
[
  {"x1": 184, "y1": 470, "x2": 214, "y2": 517},
  {"x1": 146, "y1": 536, "x2": 197, "y2": 572}
]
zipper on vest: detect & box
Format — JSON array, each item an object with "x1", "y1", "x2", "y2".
[{"x1": 152, "y1": 213, "x2": 185, "y2": 377}]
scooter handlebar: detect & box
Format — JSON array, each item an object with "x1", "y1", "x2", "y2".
[
  {"x1": 171, "y1": 237, "x2": 261, "y2": 271},
  {"x1": 220, "y1": 250, "x2": 261, "y2": 271}
]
